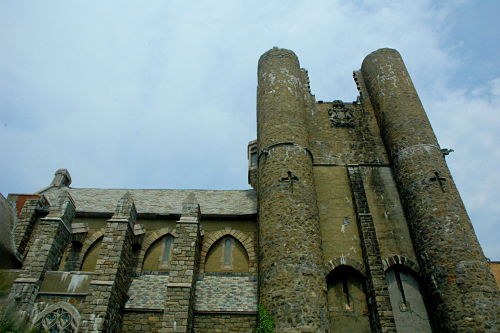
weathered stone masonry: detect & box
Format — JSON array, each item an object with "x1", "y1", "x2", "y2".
[
  {"x1": 347, "y1": 166, "x2": 396, "y2": 332},
  {"x1": 257, "y1": 48, "x2": 329, "y2": 332},
  {"x1": 80, "y1": 192, "x2": 137, "y2": 332},
  {"x1": 8, "y1": 191, "x2": 75, "y2": 319},
  {"x1": 361, "y1": 48, "x2": 499, "y2": 332},
  {"x1": 1, "y1": 47, "x2": 497, "y2": 333},
  {"x1": 161, "y1": 194, "x2": 202, "y2": 333}
]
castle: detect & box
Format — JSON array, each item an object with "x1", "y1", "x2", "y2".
[{"x1": 0, "y1": 48, "x2": 498, "y2": 332}]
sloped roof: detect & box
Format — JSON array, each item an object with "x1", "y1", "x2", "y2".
[{"x1": 42, "y1": 187, "x2": 257, "y2": 216}]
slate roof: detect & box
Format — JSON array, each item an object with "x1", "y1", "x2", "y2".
[
  {"x1": 42, "y1": 187, "x2": 257, "y2": 216},
  {"x1": 125, "y1": 275, "x2": 170, "y2": 310}
]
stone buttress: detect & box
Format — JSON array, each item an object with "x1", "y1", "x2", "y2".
[
  {"x1": 80, "y1": 192, "x2": 137, "y2": 332},
  {"x1": 7, "y1": 190, "x2": 75, "y2": 319},
  {"x1": 361, "y1": 48, "x2": 499, "y2": 332},
  {"x1": 346, "y1": 166, "x2": 397, "y2": 332},
  {"x1": 257, "y1": 47, "x2": 329, "y2": 332},
  {"x1": 13, "y1": 195, "x2": 50, "y2": 258},
  {"x1": 160, "y1": 193, "x2": 202, "y2": 333}
]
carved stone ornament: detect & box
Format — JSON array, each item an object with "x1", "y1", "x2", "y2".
[{"x1": 328, "y1": 100, "x2": 354, "y2": 127}]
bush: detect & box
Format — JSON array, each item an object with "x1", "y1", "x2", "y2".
[
  {"x1": 256, "y1": 304, "x2": 274, "y2": 333},
  {"x1": 0, "y1": 308, "x2": 45, "y2": 333}
]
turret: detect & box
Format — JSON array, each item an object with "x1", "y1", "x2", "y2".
[
  {"x1": 361, "y1": 48, "x2": 498, "y2": 332},
  {"x1": 256, "y1": 47, "x2": 328, "y2": 332}
]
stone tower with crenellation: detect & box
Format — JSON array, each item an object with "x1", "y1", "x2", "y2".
[{"x1": 0, "y1": 48, "x2": 498, "y2": 333}]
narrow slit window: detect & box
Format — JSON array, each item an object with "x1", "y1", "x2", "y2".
[
  {"x1": 342, "y1": 277, "x2": 351, "y2": 310},
  {"x1": 162, "y1": 236, "x2": 174, "y2": 263},
  {"x1": 395, "y1": 270, "x2": 408, "y2": 308},
  {"x1": 250, "y1": 149, "x2": 258, "y2": 166},
  {"x1": 224, "y1": 238, "x2": 232, "y2": 265}
]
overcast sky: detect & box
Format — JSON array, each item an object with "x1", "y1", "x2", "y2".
[{"x1": 0, "y1": 1, "x2": 498, "y2": 259}]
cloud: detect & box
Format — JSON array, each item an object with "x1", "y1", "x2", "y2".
[
  {"x1": 428, "y1": 77, "x2": 500, "y2": 258},
  {"x1": 0, "y1": 0, "x2": 498, "y2": 258}
]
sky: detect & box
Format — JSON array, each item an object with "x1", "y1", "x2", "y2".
[{"x1": 0, "y1": 1, "x2": 498, "y2": 259}]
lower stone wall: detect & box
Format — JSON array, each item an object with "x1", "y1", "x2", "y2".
[
  {"x1": 122, "y1": 310, "x2": 162, "y2": 332},
  {"x1": 195, "y1": 275, "x2": 257, "y2": 312},
  {"x1": 193, "y1": 313, "x2": 257, "y2": 333}
]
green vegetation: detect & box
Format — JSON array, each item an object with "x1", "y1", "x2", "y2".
[
  {"x1": 256, "y1": 304, "x2": 275, "y2": 333},
  {"x1": 0, "y1": 307, "x2": 44, "y2": 333}
]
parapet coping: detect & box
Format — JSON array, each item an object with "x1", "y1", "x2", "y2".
[
  {"x1": 123, "y1": 307, "x2": 164, "y2": 312},
  {"x1": 37, "y1": 291, "x2": 87, "y2": 297},
  {"x1": 194, "y1": 310, "x2": 258, "y2": 315}
]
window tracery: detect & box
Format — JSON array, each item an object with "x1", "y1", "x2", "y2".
[{"x1": 34, "y1": 303, "x2": 80, "y2": 333}]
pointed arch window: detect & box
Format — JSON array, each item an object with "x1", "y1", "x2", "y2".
[
  {"x1": 205, "y1": 235, "x2": 249, "y2": 273},
  {"x1": 142, "y1": 234, "x2": 175, "y2": 272},
  {"x1": 34, "y1": 302, "x2": 80, "y2": 333}
]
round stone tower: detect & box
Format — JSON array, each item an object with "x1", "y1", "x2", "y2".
[
  {"x1": 361, "y1": 48, "x2": 499, "y2": 332},
  {"x1": 256, "y1": 48, "x2": 328, "y2": 332}
]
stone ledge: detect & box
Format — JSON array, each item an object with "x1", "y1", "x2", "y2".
[
  {"x1": 123, "y1": 307, "x2": 164, "y2": 312},
  {"x1": 168, "y1": 282, "x2": 192, "y2": 288},
  {"x1": 37, "y1": 292, "x2": 87, "y2": 296},
  {"x1": 177, "y1": 216, "x2": 199, "y2": 224},
  {"x1": 14, "y1": 278, "x2": 38, "y2": 283},
  {"x1": 90, "y1": 280, "x2": 114, "y2": 285},
  {"x1": 194, "y1": 310, "x2": 258, "y2": 315}
]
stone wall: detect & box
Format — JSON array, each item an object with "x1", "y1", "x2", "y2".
[
  {"x1": 307, "y1": 101, "x2": 388, "y2": 165},
  {"x1": 195, "y1": 275, "x2": 257, "y2": 312},
  {"x1": 0, "y1": 194, "x2": 19, "y2": 268},
  {"x1": 80, "y1": 193, "x2": 136, "y2": 332},
  {"x1": 193, "y1": 313, "x2": 256, "y2": 333},
  {"x1": 122, "y1": 311, "x2": 163, "y2": 332},
  {"x1": 8, "y1": 191, "x2": 75, "y2": 318},
  {"x1": 257, "y1": 47, "x2": 329, "y2": 332}
]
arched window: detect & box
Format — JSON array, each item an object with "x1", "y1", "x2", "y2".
[
  {"x1": 142, "y1": 234, "x2": 175, "y2": 272},
  {"x1": 205, "y1": 236, "x2": 249, "y2": 273},
  {"x1": 80, "y1": 237, "x2": 102, "y2": 272},
  {"x1": 326, "y1": 266, "x2": 370, "y2": 333},
  {"x1": 34, "y1": 302, "x2": 80, "y2": 333},
  {"x1": 161, "y1": 235, "x2": 174, "y2": 265},
  {"x1": 386, "y1": 266, "x2": 432, "y2": 332}
]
